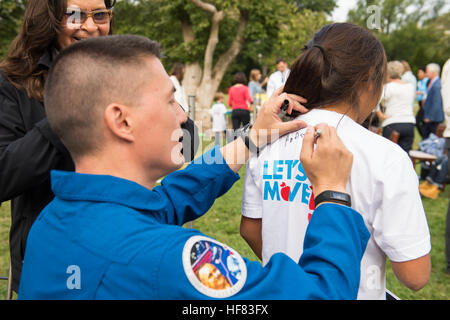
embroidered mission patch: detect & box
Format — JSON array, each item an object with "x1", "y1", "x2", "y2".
[{"x1": 182, "y1": 235, "x2": 247, "y2": 298}]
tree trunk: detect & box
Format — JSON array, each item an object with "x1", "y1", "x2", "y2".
[
  {"x1": 194, "y1": 77, "x2": 222, "y2": 131},
  {"x1": 181, "y1": 0, "x2": 249, "y2": 131},
  {"x1": 180, "y1": 17, "x2": 202, "y2": 118}
]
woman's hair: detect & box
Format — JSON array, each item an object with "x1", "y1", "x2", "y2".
[
  {"x1": 284, "y1": 23, "x2": 387, "y2": 113},
  {"x1": 387, "y1": 61, "x2": 404, "y2": 80},
  {"x1": 249, "y1": 69, "x2": 261, "y2": 82},
  {"x1": 0, "y1": 0, "x2": 116, "y2": 102},
  {"x1": 400, "y1": 60, "x2": 411, "y2": 72},
  {"x1": 170, "y1": 63, "x2": 185, "y2": 82},
  {"x1": 233, "y1": 72, "x2": 247, "y2": 85}
]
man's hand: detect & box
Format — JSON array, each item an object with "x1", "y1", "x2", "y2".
[
  {"x1": 250, "y1": 86, "x2": 308, "y2": 148},
  {"x1": 300, "y1": 124, "x2": 353, "y2": 196},
  {"x1": 222, "y1": 86, "x2": 308, "y2": 173}
]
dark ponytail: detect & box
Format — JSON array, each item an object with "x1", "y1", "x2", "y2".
[
  {"x1": 286, "y1": 45, "x2": 328, "y2": 109},
  {"x1": 284, "y1": 23, "x2": 387, "y2": 115}
]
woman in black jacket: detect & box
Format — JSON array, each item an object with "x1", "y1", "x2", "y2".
[{"x1": 0, "y1": 0, "x2": 116, "y2": 292}]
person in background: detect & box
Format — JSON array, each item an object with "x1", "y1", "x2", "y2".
[
  {"x1": 401, "y1": 60, "x2": 417, "y2": 97},
  {"x1": 209, "y1": 92, "x2": 228, "y2": 146},
  {"x1": 248, "y1": 69, "x2": 267, "y2": 108},
  {"x1": 228, "y1": 72, "x2": 252, "y2": 131},
  {"x1": 423, "y1": 63, "x2": 444, "y2": 138},
  {"x1": 0, "y1": 0, "x2": 115, "y2": 293},
  {"x1": 169, "y1": 62, "x2": 189, "y2": 114},
  {"x1": 441, "y1": 58, "x2": 450, "y2": 275},
  {"x1": 266, "y1": 58, "x2": 290, "y2": 99},
  {"x1": 419, "y1": 154, "x2": 447, "y2": 199},
  {"x1": 377, "y1": 61, "x2": 416, "y2": 153},
  {"x1": 416, "y1": 66, "x2": 429, "y2": 139}
]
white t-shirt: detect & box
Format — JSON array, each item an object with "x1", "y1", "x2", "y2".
[
  {"x1": 209, "y1": 102, "x2": 228, "y2": 132},
  {"x1": 242, "y1": 108, "x2": 431, "y2": 300},
  {"x1": 266, "y1": 69, "x2": 290, "y2": 99},
  {"x1": 382, "y1": 82, "x2": 416, "y2": 127}
]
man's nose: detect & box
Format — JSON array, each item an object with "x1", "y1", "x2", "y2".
[{"x1": 177, "y1": 104, "x2": 188, "y2": 124}]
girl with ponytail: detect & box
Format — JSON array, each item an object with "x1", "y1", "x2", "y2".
[{"x1": 241, "y1": 23, "x2": 431, "y2": 300}]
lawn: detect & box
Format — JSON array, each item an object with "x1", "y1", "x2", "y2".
[{"x1": 0, "y1": 136, "x2": 449, "y2": 300}]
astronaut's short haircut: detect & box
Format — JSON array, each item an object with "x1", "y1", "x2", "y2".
[{"x1": 45, "y1": 35, "x2": 161, "y2": 160}]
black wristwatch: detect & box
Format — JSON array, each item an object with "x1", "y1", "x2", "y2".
[
  {"x1": 314, "y1": 190, "x2": 352, "y2": 207},
  {"x1": 236, "y1": 123, "x2": 260, "y2": 155}
]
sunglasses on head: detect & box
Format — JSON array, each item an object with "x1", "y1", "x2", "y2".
[{"x1": 65, "y1": 7, "x2": 113, "y2": 25}]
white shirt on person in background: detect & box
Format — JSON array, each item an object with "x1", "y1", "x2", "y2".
[
  {"x1": 381, "y1": 82, "x2": 416, "y2": 127},
  {"x1": 266, "y1": 69, "x2": 290, "y2": 98},
  {"x1": 401, "y1": 71, "x2": 417, "y2": 99},
  {"x1": 209, "y1": 102, "x2": 228, "y2": 133},
  {"x1": 441, "y1": 59, "x2": 450, "y2": 138},
  {"x1": 241, "y1": 108, "x2": 431, "y2": 300},
  {"x1": 170, "y1": 75, "x2": 189, "y2": 113}
]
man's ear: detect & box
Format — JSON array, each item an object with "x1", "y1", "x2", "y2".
[{"x1": 104, "y1": 103, "x2": 135, "y2": 142}]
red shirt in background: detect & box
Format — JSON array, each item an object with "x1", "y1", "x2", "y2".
[{"x1": 228, "y1": 84, "x2": 252, "y2": 111}]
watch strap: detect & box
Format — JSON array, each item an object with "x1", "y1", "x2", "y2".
[
  {"x1": 239, "y1": 124, "x2": 260, "y2": 155},
  {"x1": 314, "y1": 190, "x2": 352, "y2": 207}
]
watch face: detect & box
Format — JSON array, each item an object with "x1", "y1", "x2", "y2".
[
  {"x1": 315, "y1": 191, "x2": 351, "y2": 207},
  {"x1": 330, "y1": 191, "x2": 350, "y2": 202}
]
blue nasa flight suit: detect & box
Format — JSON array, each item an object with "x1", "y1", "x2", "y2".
[{"x1": 19, "y1": 146, "x2": 370, "y2": 300}]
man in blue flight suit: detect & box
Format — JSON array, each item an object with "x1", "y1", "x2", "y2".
[{"x1": 19, "y1": 35, "x2": 369, "y2": 300}]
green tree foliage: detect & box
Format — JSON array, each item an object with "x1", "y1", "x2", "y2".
[
  {"x1": 348, "y1": 0, "x2": 449, "y2": 72},
  {"x1": 0, "y1": 0, "x2": 25, "y2": 58},
  {"x1": 113, "y1": 0, "x2": 329, "y2": 91},
  {"x1": 222, "y1": 8, "x2": 327, "y2": 91},
  {"x1": 292, "y1": 0, "x2": 337, "y2": 15}
]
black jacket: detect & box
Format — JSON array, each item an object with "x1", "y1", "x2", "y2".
[{"x1": 0, "y1": 51, "x2": 74, "y2": 291}]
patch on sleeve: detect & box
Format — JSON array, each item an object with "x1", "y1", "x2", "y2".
[{"x1": 182, "y1": 235, "x2": 247, "y2": 298}]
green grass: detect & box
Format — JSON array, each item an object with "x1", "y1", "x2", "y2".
[
  {"x1": 0, "y1": 137, "x2": 449, "y2": 300},
  {"x1": 384, "y1": 193, "x2": 450, "y2": 300}
]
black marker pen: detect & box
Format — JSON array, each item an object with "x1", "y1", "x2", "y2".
[
  {"x1": 314, "y1": 129, "x2": 322, "y2": 143},
  {"x1": 281, "y1": 99, "x2": 290, "y2": 112}
]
